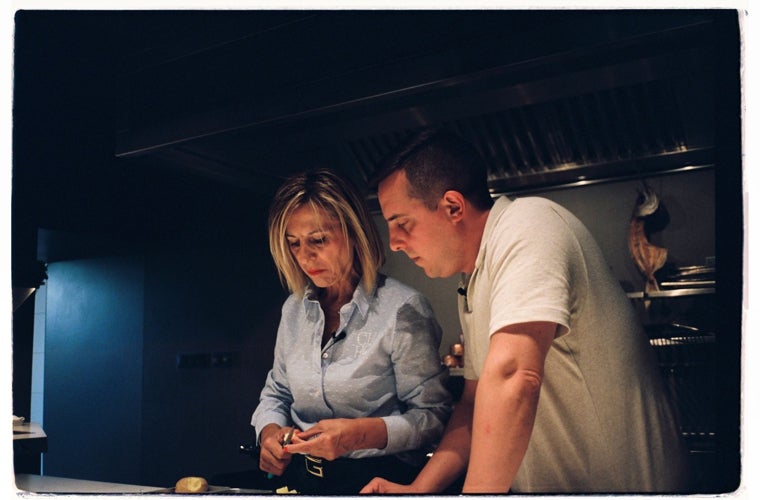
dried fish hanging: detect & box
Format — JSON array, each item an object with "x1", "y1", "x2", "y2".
[{"x1": 628, "y1": 184, "x2": 669, "y2": 309}]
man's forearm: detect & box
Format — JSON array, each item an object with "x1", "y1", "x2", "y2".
[
  {"x1": 410, "y1": 389, "x2": 474, "y2": 493},
  {"x1": 463, "y1": 370, "x2": 542, "y2": 493},
  {"x1": 461, "y1": 323, "x2": 554, "y2": 493}
]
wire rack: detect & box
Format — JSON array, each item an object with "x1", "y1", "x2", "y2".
[{"x1": 647, "y1": 323, "x2": 717, "y2": 448}]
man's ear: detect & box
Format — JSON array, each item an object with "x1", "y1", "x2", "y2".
[{"x1": 441, "y1": 190, "x2": 466, "y2": 222}]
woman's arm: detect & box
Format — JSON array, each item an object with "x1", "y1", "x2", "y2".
[
  {"x1": 251, "y1": 307, "x2": 295, "y2": 444},
  {"x1": 381, "y1": 294, "x2": 453, "y2": 454}
]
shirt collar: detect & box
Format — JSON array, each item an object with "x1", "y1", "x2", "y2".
[
  {"x1": 475, "y1": 196, "x2": 512, "y2": 272},
  {"x1": 301, "y1": 274, "x2": 379, "y2": 323},
  {"x1": 459, "y1": 198, "x2": 512, "y2": 312}
]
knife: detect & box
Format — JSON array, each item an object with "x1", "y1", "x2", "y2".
[{"x1": 282, "y1": 427, "x2": 296, "y2": 447}]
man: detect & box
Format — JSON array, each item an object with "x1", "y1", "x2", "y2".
[{"x1": 361, "y1": 128, "x2": 688, "y2": 494}]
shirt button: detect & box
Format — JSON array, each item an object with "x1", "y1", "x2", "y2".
[{"x1": 322, "y1": 353, "x2": 328, "y2": 359}]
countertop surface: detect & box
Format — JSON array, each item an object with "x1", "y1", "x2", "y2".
[
  {"x1": 15, "y1": 474, "x2": 166, "y2": 494},
  {"x1": 14, "y1": 474, "x2": 272, "y2": 495},
  {"x1": 12, "y1": 422, "x2": 46, "y2": 441}
]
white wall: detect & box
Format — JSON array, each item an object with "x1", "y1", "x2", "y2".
[{"x1": 374, "y1": 168, "x2": 716, "y2": 357}]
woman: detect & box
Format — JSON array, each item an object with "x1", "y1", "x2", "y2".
[{"x1": 251, "y1": 168, "x2": 452, "y2": 494}]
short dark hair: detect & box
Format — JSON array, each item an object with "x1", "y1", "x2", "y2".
[{"x1": 372, "y1": 128, "x2": 494, "y2": 211}]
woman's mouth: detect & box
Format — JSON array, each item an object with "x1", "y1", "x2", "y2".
[{"x1": 306, "y1": 269, "x2": 324, "y2": 276}]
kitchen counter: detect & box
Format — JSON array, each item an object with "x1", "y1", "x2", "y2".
[
  {"x1": 14, "y1": 474, "x2": 273, "y2": 495},
  {"x1": 13, "y1": 422, "x2": 47, "y2": 474},
  {"x1": 15, "y1": 474, "x2": 164, "y2": 494},
  {"x1": 12, "y1": 422, "x2": 47, "y2": 442}
]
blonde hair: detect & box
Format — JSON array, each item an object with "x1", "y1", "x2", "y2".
[{"x1": 268, "y1": 169, "x2": 385, "y2": 295}]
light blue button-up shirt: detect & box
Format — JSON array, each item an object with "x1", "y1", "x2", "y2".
[{"x1": 251, "y1": 274, "x2": 452, "y2": 462}]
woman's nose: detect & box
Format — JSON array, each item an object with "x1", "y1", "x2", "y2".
[{"x1": 297, "y1": 246, "x2": 317, "y2": 263}]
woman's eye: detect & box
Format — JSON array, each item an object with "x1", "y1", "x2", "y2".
[
  {"x1": 288, "y1": 241, "x2": 299, "y2": 249},
  {"x1": 311, "y1": 237, "x2": 326, "y2": 246}
]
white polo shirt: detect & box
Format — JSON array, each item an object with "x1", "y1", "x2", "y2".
[{"x1": 458, "y1": 196, "x2": 687, "y2": 493}]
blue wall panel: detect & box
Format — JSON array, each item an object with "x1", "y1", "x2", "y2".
[{"x1": 43, "y1": 256, "x2": 144, "y2": 484}]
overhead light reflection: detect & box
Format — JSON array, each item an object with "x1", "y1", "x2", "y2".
[{"x1": 13, "y1": 287, "x2": 38, "y2": 312}]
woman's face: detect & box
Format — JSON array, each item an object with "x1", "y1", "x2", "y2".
[{"x1": 286, "y1": 204, "x2": 354, "y2": 290}]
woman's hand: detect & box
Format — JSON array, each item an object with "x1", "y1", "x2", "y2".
[
  {"x1": 258, "y1": 424, "x2": 295, "y2": 477},
  {"x1": 283, "y1": 417, "x2": 387, "y2": 461}
]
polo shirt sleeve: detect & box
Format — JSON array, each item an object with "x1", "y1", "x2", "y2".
[{"x1": 487, "y1": 200, "x2": 576, "y2": 338}]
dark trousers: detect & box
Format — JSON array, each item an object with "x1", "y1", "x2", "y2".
[
  {"x1": 212, "y1": 449, "x2": 465, "y2": 494},
  {"x1": 213, "y1": 451, "x2": 421, "y2": 495},
  {"x1": 280, "y1": 454, "x2": 421, "y2": 495}
]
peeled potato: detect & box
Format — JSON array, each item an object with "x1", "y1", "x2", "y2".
[{"x1": 175, "y1": 476, "x2": 209, "y2": 494}]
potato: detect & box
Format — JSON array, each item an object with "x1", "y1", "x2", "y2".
[{"x1": 175, "y1": 476, "x2": 209, "y2": 493}]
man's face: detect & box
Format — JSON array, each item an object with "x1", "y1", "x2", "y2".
[{"x1": 377, "y1": 170, "x2": 459, "y2": 278}]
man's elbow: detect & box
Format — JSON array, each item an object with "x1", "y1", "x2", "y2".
[
  {"x1": 491, "y1": 369, "x2": 543, "y2": 400},
  {"x1": 513, "y1": 369, "x2": 543, "y2": 399}
]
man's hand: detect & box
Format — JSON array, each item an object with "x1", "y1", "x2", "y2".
[
  {"x1": 360, "y1": 477, "x2": 415, "y2": 494},
  {"x1": 258, "y1": 424, "x2": 294, "y2": 477}
]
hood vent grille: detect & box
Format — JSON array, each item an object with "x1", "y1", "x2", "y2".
[{"x1": 349, "y1": 66, "x2": 713, "y2": 196}]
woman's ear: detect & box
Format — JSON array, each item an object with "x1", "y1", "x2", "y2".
[{"x1": 441, "y1": 190, "x2": 466, "y2": 222}]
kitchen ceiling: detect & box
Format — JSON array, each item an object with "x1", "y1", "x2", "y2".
[
  {"x1": 112, "y1": 10, "x2": 726, "y2": 203},
  {"x1": 12, "y1": 9, "x2": 740, "y2": 262}
]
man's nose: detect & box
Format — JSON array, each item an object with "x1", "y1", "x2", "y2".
[{"x1": 388, "y1": 230, "x2": 405, "y2": 252}]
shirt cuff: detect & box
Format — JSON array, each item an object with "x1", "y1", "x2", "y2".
[{"x1": 380, "y1": 415, "x2": 418, "y2": 455}]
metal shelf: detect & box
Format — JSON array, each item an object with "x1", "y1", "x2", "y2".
[{"x1": 627, "y1": 287, "x2": 715, "y2": 299}]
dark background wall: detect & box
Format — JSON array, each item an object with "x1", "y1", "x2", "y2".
[
  {"x1": 139, "y1": 239, "x2": 284, "y2": 486},
  {"x1": 40, "y1": 222, "x2": 286, "y2": 487}
]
